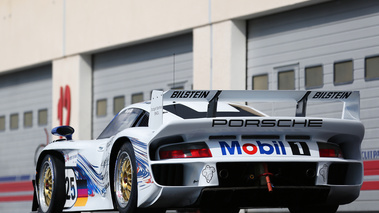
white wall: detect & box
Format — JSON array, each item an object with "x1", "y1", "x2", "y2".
[
  {"x1": 193, "y1": 20, "x2": 246, "y2": 90},
  {"x1": 0, "y1": 0, "x2": 317, "y2": 73},
  {"x1": 52, "y1": 55, "x2": 92, "y2": 140}
]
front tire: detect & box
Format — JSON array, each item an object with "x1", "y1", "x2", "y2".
[
  {"x1": 37, "y1": 154, "x2": 65, "y2": 213},
  {"x1": 113, "y1": 143, "x2": 138, "y2": 213}
]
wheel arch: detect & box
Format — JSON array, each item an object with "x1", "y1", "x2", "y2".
[
  {"x1": 36, "y1": 150, "x2": 65, "y2": 179},
  {"x1": 109, "y1": 137, "x2": 134, "y2": 209}
]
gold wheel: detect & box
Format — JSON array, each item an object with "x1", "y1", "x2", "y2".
[
  {"x1": 38, "y1": 156, "x2": 57, "y2": 212},
  {"x1": 120, "y1": 157, "x2": 132, "y2": 202},
  {"x1": 43, "y1": 165, "x2": 53, "y2": 207},
  {"x1": 114, "y1": 148, "x2": 135, "y2": 209}
]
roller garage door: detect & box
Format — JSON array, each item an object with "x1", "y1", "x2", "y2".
[
  {"x1": 0, "y1": 64, "x2": 52, "y2": 211},
  {"x1": 247, "y1": 0, "x2": 379, "y2": 211},
  {"x1": 92, "y1": 34, "x2": 193, "y2": 138}
]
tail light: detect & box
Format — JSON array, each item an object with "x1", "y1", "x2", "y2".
[
  {"x1": 159, "y1": 142, "x2": 212, "y2": 159},
  {"x1": 317, "y1": 142, "x2": 343, "y2": 158}
]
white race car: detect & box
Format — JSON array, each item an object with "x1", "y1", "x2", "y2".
[{"x1": 32, "y1": 90, "x2": 364, "y2": 213}]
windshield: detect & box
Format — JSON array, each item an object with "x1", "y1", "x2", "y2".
[{"x1": 97, "y1": 108, "x2": 143, "y2": 139}]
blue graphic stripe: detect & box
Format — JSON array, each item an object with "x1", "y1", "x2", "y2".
[
  {"x1": 74, "y1": 154, "x2": 108, "y2": 197},
  {"x1": 130, "y1": 137, "x2": 152, "y2": 188}
]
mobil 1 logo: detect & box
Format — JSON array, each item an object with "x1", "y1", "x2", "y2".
[{"x1": 218, "y1": 140, "x2": 312, "y2": 156}]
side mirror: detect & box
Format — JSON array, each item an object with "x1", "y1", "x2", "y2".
[{"x1": 51, "y1": 126, "x2": 75, "y2": 140}]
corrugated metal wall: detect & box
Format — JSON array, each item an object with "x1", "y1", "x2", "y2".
[
  {"x1": 0, "y1": 64, "x2": 52, "y2": 177},
  {"x1": 247, "y1": 0, "x2": 379, "y2": 210},
  {"x1": 0, "y1": 64, "x2": 52, "y2": 212},
  {"x1": 92, "y1": 34, "x2": 193, "y2": 138}
]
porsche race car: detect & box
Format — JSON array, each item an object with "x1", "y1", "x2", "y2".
[{"x1": 32, "y1": 90, "x2": 364, "y2": 213}]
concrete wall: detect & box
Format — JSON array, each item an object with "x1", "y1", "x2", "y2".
[
  {"x1": 193, "y1": 20, "x2": 246, "y2": 90},
  {"x1": 0, "y1": 0, "x2": 317, "y2": 73},
  {"x1": 52, "y1": 55, "x2": 92, "y2": 140}
]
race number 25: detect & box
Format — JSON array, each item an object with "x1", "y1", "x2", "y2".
[
  {"x1": 66, "y1": 177, "x2": 76, "y2": 200},
  {"x1": 64, "y1": 168, "x2": 78, "y2": 208}
]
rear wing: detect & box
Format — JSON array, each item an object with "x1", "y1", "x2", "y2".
[{"x1": 149, "y1": 90, "x2": 360, "y2": 129}]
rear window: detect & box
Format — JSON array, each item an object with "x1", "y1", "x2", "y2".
[
  {"x1": 97, "y1": 108, "x2": 143, "y2": 139},
  {"x1": 163, "y1": 104, "x2": 262, "y2": 119}
]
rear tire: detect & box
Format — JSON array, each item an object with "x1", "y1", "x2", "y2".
[
  {"x1": 113, "y1": 143, "x2": 138, "y2": 213},
  {"x1": 37, "y1": 154, "x2": 65, "y2": 213}
]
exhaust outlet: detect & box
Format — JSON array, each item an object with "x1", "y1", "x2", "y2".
[
  {"x1": 219, "y1": 169, "x2": 229, "y2": 179},
  {"x1": 306, "y1": 168, "x2": 316, "y2": 178}
]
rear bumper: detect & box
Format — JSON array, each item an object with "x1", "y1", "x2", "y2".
[
  {"x1": 197, "y1": 185, "x2": 361, "y2": 208},
  {"x1": 148, "y1": 160, "x2": 362, "y2": 208},
  {"x1": 149, "y1": 185, "x2": 360, "y2": 208},
  {"x1": 197, "y1": 186, "x2": 331, "y2": 208}
]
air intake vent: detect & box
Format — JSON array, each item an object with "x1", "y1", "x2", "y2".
[{"x1": 152, "y1": 164, "x2": 183, "y2": 186}]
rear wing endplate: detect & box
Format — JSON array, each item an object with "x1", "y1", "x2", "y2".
[{"x1": 149, "y1": 90, "x2": 360, "y2": 130}]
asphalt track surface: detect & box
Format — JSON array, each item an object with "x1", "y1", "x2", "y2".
[
  {"x1": 171, "y1": 211, "x2": 376, "y2": 213},
  {"x1": 89, "y1": 210, "x2": 378, "y2": 213},
  {"x1": 28, "y1": 209, "x2": 379, "y2": 213}
]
